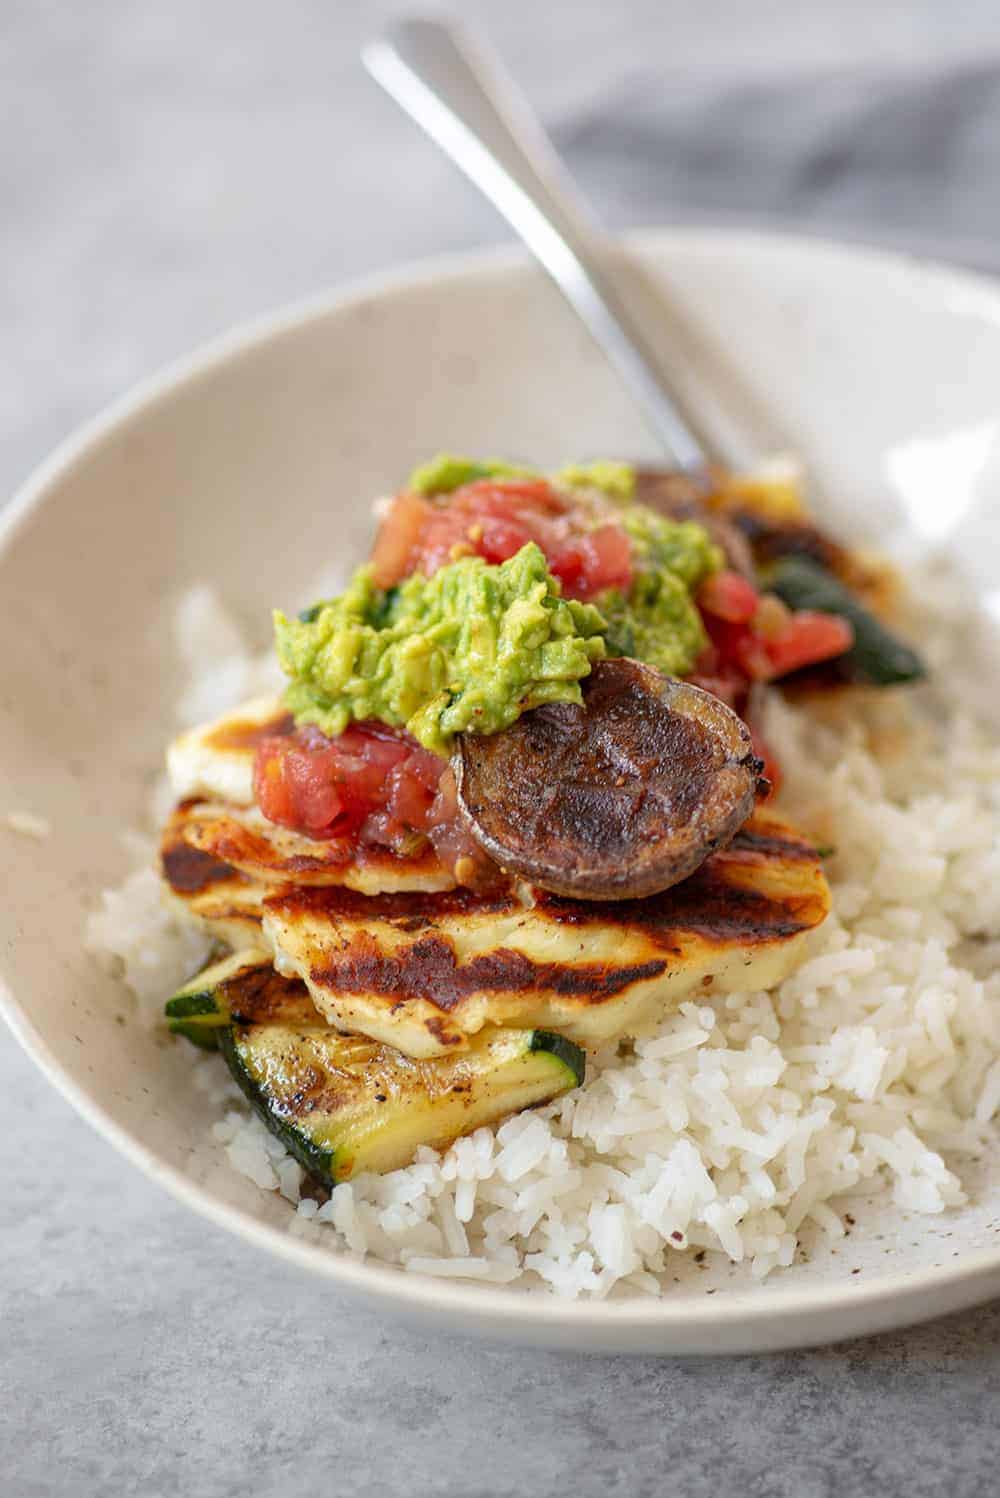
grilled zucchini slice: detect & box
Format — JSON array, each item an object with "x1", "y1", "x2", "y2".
[
  {"x1": 168, "y1": 951, "x2": 585, "y2": 1181},
  {"x1": 221, "y1": 1006, "x2": 584, "y2": 1184},
  {"x1": 164, "y1": 947, "x2": 272, "y2": 1048}
]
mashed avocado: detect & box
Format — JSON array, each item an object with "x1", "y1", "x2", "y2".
[
  {"x1": 621, "y1": 507, "x2": 722, "y2": 588},
  {"x1": 600, "y1": 506, "x2": 723, "y2": 673},
  {"x1": 275, "y1": 543, "x2": 607, "y2": 756},
  {"x1": 408, "y1": 454, "x2": 537, "y2": 494},
  {"x1": 409, "y1": 453, "x2": 637, "y2": 503},
  {"x1": 277, "y1": 459, "x2": 724, "y2": 751},
  {"x1": 599, "y1": 570, "x2": 709, "y2": 678},
  {"x1": 554, "y1": 461, "x2": 636, "y2": 502}
]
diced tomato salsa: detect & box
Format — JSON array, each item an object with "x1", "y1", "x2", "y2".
[
  {"x1": 371, "y1": 478, "x2": 633, "y2": 601},
  {"x1": 253, "y1": 720, "x2": 490, "y2": 878},
  {"x1": 691, "y1": 569, "x2": 854, "y2": 797},
  {"x1": 696, "y1": 570, "x2": 854, "y2": 686},
  {"x1": 253, "y1": 721, "x2": 434, "y2": 840},
  {"x1": 371, "y1": 482, "x2": 852, "y2": 683}
]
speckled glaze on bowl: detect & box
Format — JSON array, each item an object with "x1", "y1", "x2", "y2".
[{"x1": 4, "y1": 229, "x2": 1000, "y2": 1355}]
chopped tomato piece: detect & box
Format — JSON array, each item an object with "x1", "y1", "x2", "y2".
[
  {"x1": 700, "y1": 600, "x2": 852, "y2": 685},
  {"x1": 252, "y1": 720, "x2": 494, "y2": 882},
  {"x1": 386, "y1": 759, "x2": 437, "y2": 831},
  {"x1": 735, "y1": 634, "x2": 778, "y2": 683},
  {"x1": 702, "y1": 615, "x2": 765, "y2": 678},
  {"x1": 698, "y1": 570, "x2": 760, "y2": 624},
  {"x1": 424, "y1": 766, "x2": 496, "y2": 884},
  {"x1": 691, "y1": 588, "x2": 848, "y2": 792},
  {"x1": 365, "y1": 477, "x2": 631, "y2": 600},
  {"x1": 764, "y1": 611, "x2": 854, "y2": 678},
  {"x1": 254, "y1": 721, "x2": 422, "y2": 839},
  {"x1": 371, "y1": 491, "x2": 435, "y2": 588},
  {"x1": 253, "y1": 737, "x2": 348, "y2": 836},
  {"x1": 405, "y1": 744, "x2": 450, "y2": 791},
  {"x1": 549, "y1": 525, "x2": 633, "y2": 599},
  {"x1": 548, "y1": 545, "x2": 583, "y2": 591},
  {"x1": 458, "y1": 478, "x2": 568, "y2": 513},
  {"x1": 477, "y1": 518, "x2": 535, "y2": 564},
  {"x1": 572, "y1": 523, "x2": 633, "y2": 598},
  {"x1": 410, "y1": 509, "x2": 477, "y2": 577}
]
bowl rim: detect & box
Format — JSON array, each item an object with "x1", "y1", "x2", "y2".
[{"x1": 5, "y1": 223, "x2": 1000, "y2": 1347}]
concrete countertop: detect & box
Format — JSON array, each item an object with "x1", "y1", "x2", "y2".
[{"x1": 5, "y1": 4, "x2": 1000, "y2": 1493}]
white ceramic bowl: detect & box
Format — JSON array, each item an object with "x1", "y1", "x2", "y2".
[{"x1": 4, "y1": 229, "x2": 1000, "y2": 1355}]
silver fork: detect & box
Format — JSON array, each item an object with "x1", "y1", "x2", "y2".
[{"x1": 362, "y1": 15, "x2": 714, "y2": 475}]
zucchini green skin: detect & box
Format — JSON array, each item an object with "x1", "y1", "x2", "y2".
[
  {"x1": 221, "y1": 1021, "x2": 586, "y2": 1186},
  {"x1": 167, "y1": 1010, "x2": 225, "y2": 1050},
  {"x1": 219, "y1": 1027, "x2": 336, "y2": 1180},
  {"x1": 529, "y1": 1029, "x2": 585, "y2": 1087},
  {"x1": 169, "y1": 951, "x2": 586, "y2": 1181},
  {"x1": 765, "y1": 555, "x2": 927, "y2": 686},
  {"x1": 164, "y1": 947, "x2": 273, "y2": 1048}
]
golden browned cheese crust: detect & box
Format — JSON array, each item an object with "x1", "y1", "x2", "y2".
[
  {"x1": 261, "y1": 810, "x2": 831, "y2": 1058},
  {"x1": 161, "y1": 789, "x2": 830, "y2": 1063},
  {"x1": 161, "y1": 807, "x2": 267, "y2": 945},
  {"x1": 201, "y1": 709, "x2": 294, "y2": 751},
  {"x1": 167, "y1": 798, "x2": 458, "y2": 893}
]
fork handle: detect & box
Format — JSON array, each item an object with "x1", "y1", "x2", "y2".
[{"x1": 364, "y1": 17, "x2": 711, "y2": 473}]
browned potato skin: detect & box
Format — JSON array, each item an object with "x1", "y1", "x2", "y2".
[{"x1": 454, "y1": 659, "x2": 764, "y2": 901}]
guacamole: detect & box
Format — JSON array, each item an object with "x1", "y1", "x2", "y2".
[
  {"x1": 276, "y1": 458, "x2": 724, "y2": 753},
  {"x1": 600, "y1": 569, "x2": 710, "y2": 678},
  {"x1": 554, "y1": 461, "x2": 636, "y2": 503},
  {"x1": 620, "y1": 507, "x2": 721, "y2": 589},
  {"x1": 409, "y1": 453, "x2": 637, "y2": 503},
  {"x1": 601, "y1": 506, "x2": 722, "y2": 674},
  {"x1": 275, "y1": 543, "x2": 607, "y2": 757},
  {"x1": 408, "y1": 454, "x2": 536, "y2": 495}
]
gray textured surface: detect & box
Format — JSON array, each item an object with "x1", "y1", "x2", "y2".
[{"x1": 5, "y1": 3, "x2": 1000, "y2": 1493}]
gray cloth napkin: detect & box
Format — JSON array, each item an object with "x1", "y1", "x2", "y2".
[{"x1": 552, "y1": 59, "x2": 1000, "y2": 273}]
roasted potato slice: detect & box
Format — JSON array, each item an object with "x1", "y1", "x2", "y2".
[{"x1": 454, "y1": 658, "x2": 763, "y2": 900}]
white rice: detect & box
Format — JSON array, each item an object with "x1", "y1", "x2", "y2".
[{"x1": 85, "y1": 563, "x2": 1000, "y2": 1298}]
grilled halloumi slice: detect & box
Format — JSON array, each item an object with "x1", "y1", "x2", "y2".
[
  {"x1": 165, "y1": 699, "x2": 458, "y2": 895},
  {"x1": 169, "y1": 798, "x2": 456, "y2": 894},
  {"x1": 159, "y1": 793, "x2": 454, "y2": 943},
  {"x1": 161, "y1": 808, "x2": 267, "y2": 945},
  {"x1": 261, "y1": 810, "x2": 830, "y2": 1059}
]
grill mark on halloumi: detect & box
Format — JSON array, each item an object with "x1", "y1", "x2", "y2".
[
  {"x1": 540, "y1": 885, "x2": 807, "y2": 946},
  {"x1": 161, "y1": 836, "x2": 237, "y2": 894},
  {"x1": 161, "y1": 810, "x2": 266, "y2": 943},
  {"x1": 262, "y1": 811, "x2": 831, "y2": 1058},
  {"x1": 720, "y1": 823, "x2": 819, "y2": 863},
  {"x1": 164, "y1": 876, "x2": 265, "y2": 947},
  {"x1": 308, "y1": 934, "x2": 669, "y2": 1012},
  {"x1": 170, "y1": 798, "x2": 458, "y2": 893},
  {"x1": 203, "y1": 709, "x2": 293, "y2": 752},
  {"x1": 262, "y1": 884, "x2": 513, "y2": 924}
]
